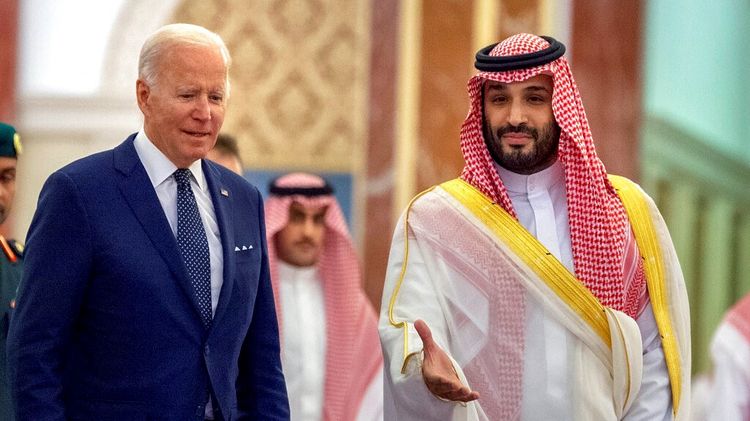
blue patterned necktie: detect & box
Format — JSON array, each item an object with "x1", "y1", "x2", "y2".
[{"x1": 174, "y1": 168, "x2": 212, "y2": 329}]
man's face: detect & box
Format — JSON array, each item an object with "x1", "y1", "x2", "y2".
[
  {"x1": 275, "y1": 202, "x2": 327, "y2": 267},
  {"x1": 482, "y1": 74, "x2": 560, "y2": 175},
  {"x1": 206, "y1": 149, "x2": 243, "y2": 176},
  {"x1": 137, "y1": 44, "x2": 227, "y2": 169},
  {"x1": 0, "y1": 157, "x2": 17, "y2": 225}
]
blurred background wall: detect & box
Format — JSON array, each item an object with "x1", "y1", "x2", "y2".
[{"x1": 2, "y1": 0, "x2": 749, "y2": 382}]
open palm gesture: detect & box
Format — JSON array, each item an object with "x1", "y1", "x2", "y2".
[{"x1": 415, "y1": 319, "x2": 480, "y2": 402}]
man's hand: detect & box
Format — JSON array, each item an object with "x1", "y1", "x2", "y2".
[{"x1": 415, "y1": 319, "x2": 480, "y2": 402}]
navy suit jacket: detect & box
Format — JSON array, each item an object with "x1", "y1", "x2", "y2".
[{"x1": 7, "y1": 135, "x2": 289, "y2": 420}]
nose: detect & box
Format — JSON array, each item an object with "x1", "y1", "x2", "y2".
[
  {"x1": 301, "y1": 217, "x2": 315, "y2": 236},
  {"x1": 507, "y1": 101, "x2": 528, "y2": 127},
  {"x1": 193, "y1": 96, "x2": 212, "y2": 121}
]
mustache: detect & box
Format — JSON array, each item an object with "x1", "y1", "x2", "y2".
[{"x1": 496, "y1": 123, "x2": 538, "y2": 139}]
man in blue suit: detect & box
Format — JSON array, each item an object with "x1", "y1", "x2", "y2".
[{"x1": 6, "y1": 23, "x2": 289, "y2": 420}]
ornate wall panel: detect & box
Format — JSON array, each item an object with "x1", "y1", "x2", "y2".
[{"x1": 172, "y1": 0, "x2": 371, "y2": 174}]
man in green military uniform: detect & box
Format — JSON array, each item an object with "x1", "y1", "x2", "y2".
[{"x1": 0, "y1": 122, "x2": 22, "y2": 421}]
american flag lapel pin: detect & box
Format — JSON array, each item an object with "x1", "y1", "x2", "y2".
[{"x1": 220, "y1": 188, "x2": 229, "y2": 197}]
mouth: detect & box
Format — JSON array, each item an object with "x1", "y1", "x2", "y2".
[
  {"x1": 501, "y1": 132, "x2": 533, "y2": 146},
  {"x1": 183, "y1": 130, "x2": 211, "y2": 138},
  {"x1": 295, "y1": 241, "x2": 317, "y2": 252}
]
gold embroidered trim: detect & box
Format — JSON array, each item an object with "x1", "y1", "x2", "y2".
[
  {"x1": 607, "y1": 308, "x2": 633, "y2": 409},
  {"x1": 387, "y1": 187, "x2": 436, "y2": 372},
  {"x1": 609, "y1": 175, "x2": 682, "y2": 415}
]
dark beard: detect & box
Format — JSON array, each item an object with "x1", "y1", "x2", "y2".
[{"x1": 483, "y1": 119, "x2": 561, "y2": 175}]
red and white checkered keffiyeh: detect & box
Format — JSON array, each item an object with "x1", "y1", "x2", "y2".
[
  {"x1": 459, "y1": 33, "x2": 646, "y2": 317},
  {"x1": 264, "y1": 173, "x2": 382, "y2": 421}
]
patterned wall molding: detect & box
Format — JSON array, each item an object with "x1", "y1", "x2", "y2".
[{"x1": 172, "y1": 0, "x2": 371, "y2": 175}]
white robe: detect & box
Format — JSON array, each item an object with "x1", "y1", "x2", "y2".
[
  {"x1": 378, "y1": 174, "x2": 691, "y2": 420},
  {"x1": 279, "y1": 262, "x2": 383, "y2": 421}
]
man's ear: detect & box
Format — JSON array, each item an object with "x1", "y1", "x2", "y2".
[{"x1": 136, "y1": 79, "x2": 150, "y2": 114}]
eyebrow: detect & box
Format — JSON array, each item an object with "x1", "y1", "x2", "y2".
[
  {"x1": 485, "y1": 83, "x2": 551, "y2": 94},
  {"x1": 525, "y1": 86, "x2": 551, "y2": 94}
]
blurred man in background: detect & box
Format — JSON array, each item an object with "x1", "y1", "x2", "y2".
[
  {"x1": 265, "y1": 172, "x2": 383, "y2": 421},
  {"x1": 207, "y1": 133, "x2": 243, "y2": 175}
]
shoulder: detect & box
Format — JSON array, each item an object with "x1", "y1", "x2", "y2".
[
  {"x1": 395, "y1": 184, "x2": 455, "y2": 229},
  {"x1": 45, "y1": 149, "x2": 118, "y2": 193},
  {"x1": 43, "y1": 151, "x2": 115, "y2": 194},
  {"x1": 608, "y1": 174, "x2": 658, "y2": 206},
  {"x1": 608, "y1": 174, "x2": 640, "y2": 192},
  {"x1": 55, "y1": 135, "x2": 135, "y2": 181},
  {"x1": 407, "y1": 185, "x2": 446, "y2": 212},
  {"x1": 608, "y1": 174, "x2": 649, "y2": 196},
  {"x1": 412, "y1": 178, "x2": 490, "y2": 212}
]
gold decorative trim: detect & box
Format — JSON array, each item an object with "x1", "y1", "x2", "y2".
[
  {"x1": 607, "y1": 308, "x2": 633, "y2": 410},
  {"x1": 609, "y1": 174, "x2": 682, "y2": 415},
  {"x1": 387, "y1": 186, "x2": 436, "y2": 372}
]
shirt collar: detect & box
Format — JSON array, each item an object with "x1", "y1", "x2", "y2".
[
  {"x1": 133, "y1": 128, "x2": 207, "y2": 192},
  {"x1": 494, "y1": 159, "x2": 565, "y2": 194}
]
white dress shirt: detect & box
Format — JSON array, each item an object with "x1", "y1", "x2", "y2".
[{"x1": 496, "y1": 160, "x2": 672, "y2": 420}]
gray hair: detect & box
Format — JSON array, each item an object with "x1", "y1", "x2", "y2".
[{"x1": 138, "y1": 23, "x2": 232, "y2": 96}]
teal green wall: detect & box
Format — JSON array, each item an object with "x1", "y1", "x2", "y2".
[{"x1": 644, "y1": 0, "x2": 750, "y2": 163}]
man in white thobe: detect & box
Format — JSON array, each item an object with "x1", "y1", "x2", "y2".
[{"x1": 379, "y1": 33, "x2": 691, "y2": 421}]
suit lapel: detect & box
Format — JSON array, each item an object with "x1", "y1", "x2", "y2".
[
  {"x1": 113, "y1": 136, "x2": 205, "y2": 325},
  {"x1": 202, "y1": 161, "x2": 236, "y2": 329}
]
